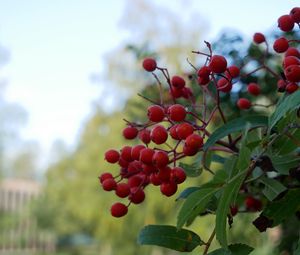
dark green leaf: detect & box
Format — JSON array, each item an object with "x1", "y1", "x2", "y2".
[
  {"x1": 179, "y1": 161, "x2": 202, "y2": 177},
  {"x1": 270, "y1": 154, "x2": 300, "y2": 175},
  {"x1": 137, "y1": 225, "x2": 204, "y2": 252},
  {"x1": 294, "y1": 235, "x2": 300, "y2": 254},
  {"x1": 204, "y1": 115, "x2": 268, "y2": 151},
  {"x1": 176, "y1": 187, "x2": 199, "y2": 201},
  {"x1": 177, "y1": 188, "x2": 217, "y2": 229},
  {"x1": 211, "y1": 154, "x2": 227, "y2": 164},
  {"x1": 262, "y1": 189, "x2": 300, "y2": 226},
  {"x1": 260, "y1": 177, "x2": 287, "y2": 201},
  {"x1": 269, "y1": 90, "x2": 300, "y2": 130},
  {"x1": 208, "y1": 243, "x2": 254, "y2": 255},
  {"x1": 276, "y1": 128, "x2": 300, "y2": 154}
]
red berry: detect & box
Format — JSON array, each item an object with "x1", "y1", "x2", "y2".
[
  {"x1": 157, "y1": 167, "x2": 171, "y2": 182},
  {"x1": 169, "y1": 124, "x2": 180, "y2": 140},
  {"x1": 283, "y1": 56, "x2": 300, "y2": 69},
  {"x1": 150, "y1": 173, "x2": 161, "y2": 186},
  {"x1": 290, "y1": 7, "x2": 300, "y2": 23},
  {"x1": 273, "y1": 37, "x2": 289, "y2": 53},
  {"x1": 278, "y1": 14, "x2": 295, "y2": 32},
  {"x1": 102, "y1": 178, "x2": 117, "y2": 191},
  {"x1": 99, "y1": 172, "x2": 113, "y2": 183},
  {"x1": 151, "y1": 125, "x2": 168, "y2": 145},
  {"x1": 285, "y1": 47, "x2": 300, "y2": 58},
  {"x1": 277, "y1": 79, "x2": 287, "y2": 92},
  {"x1": 209, "y1": 55, "x2": 227, "y2": 73},
  {"x1": 217, "y1": 78, "x2": 232, "y2": 93},
  {"x1": 131, "y1": 145, "x2": 146, "y2": 161},
  {"x1": 140, "y1": 148, "x2": 155, "y2": 165},
  {"x1": 128, "y1": 175, "x2": 144, "y2": 188},
  {"x1": 230, "y1": 205, "x2": 238, "y2": 216},
  {"x1": 183, "y1": 144, "x2": 198, "y2": 156},
  {"x1": 286, "y1": 83, "x2": 299, "y2": 94},
  {"x1": 171, "y1": 167, "x2": 186, "y2": 184},
  {"x1": 142, "y1": 58, "x2": 157, "y2": 72},
  {"x1": 247, "y1": 83, "x2": 261, "y2": 96},
  {"x1": 253, "y1": 32, "x2": 265, "y2": 44},
  {"x1": 185, "y1": 133, "x2": 203, "y2": 149},
  {"x1": 170, "y1": 87, "x2": 184, "y2": 98},
  {"x1": 168, "y1": 104, "x2": 187, "y2": 122},
  {"x1": 111, "y1": 202, "x2": 128, "y2": 217},
  {"x1": 147, "y1": 105, "x2": 165, "y2": 122},
  {"x1": 123, "y1": 126, "x2": 138, "y2": 140},
  {"x1": 176, "y1": 123, "x2": 194, "y2": 139},
  {"x1": 197, "y1": 75, "x2": 210, "y2": 85},
  {"x1": 152, "y1": 150, "x2": 169, "y2": 168},
  {"x1": 120, "y1": 146, "x2": 133, "y2": 162},
  {"x1": 104, "y1": 149, "x2": 120, "y2": 164},
  {"x1": 129, "y1": 188, "x2": 145, "y2": 204},
  {"x1": 182, "y1": 87, "x2": 193, "y2": 99},
  {"x1": 138, "y1": 129, "x2": 151, "y2": 144},
  {"x1": 115, "y1": 183, "x2": 130, "y2": 198},
  {"x1": 245, "y1": 196, "x2": 262, "y2": 212},
  {"x1": 226, "y1": 65, "x2": 240, "y2": 78},
  {"x1": 197, "y1": 66, "x2": 211, "y2": 78},
  {"x1": 237, "y1": 98, "x2": 251, "y2": 110},
  {"x1": 160, "y1": 182, "x2": 178, "y2": 197},
  {"x1": 127, "y1": 160, "x2": 142, "y2": 175},
  {"x1": 171, "y1": 75, "x2": 186, "y2": 89},
  {"x1": 284, "y1": 65, "x2": 300, "y2": 82},
  {"x1": 142, "y1": 164, "x2": 157, "y2": 175}
]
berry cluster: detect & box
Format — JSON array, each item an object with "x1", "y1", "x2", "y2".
[{"x1": 100, "y1": 6, "x2": 300, "y2": 218}]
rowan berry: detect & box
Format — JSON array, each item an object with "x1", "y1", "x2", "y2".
[
  {"x1": 230, "y1": 205, "x2": 238, "y2": 216},
  {"x1": 115, "y1": 183, "x2": 130, "y2": 198},
  {"x1": 253, "y1": 32, "x2": 266, "y2": 44},
  {"x1": 286, "y1": 82, "x2": 299, "y2": 94},
  {"x1": 127, "y1": 160, "x2": 142, "y2": 175},
  {"x1": 182, "y1": 87, "x2": 193, "y2": 99},
  {"x1": 237, "y1": 98, "x2": 251, "y2": 110},
  {"x1": 139, "y1": 148, "x2": 155, "y2": 165},
  {"x1": 120, "y1": 146, "x2": 133, "y2": 162},
  {"x1": 152, "y1": 150, "x2": 169, "y2": 168},
  {"x1": 160, "y1": 182, "x2": 178, "y2": 197},
  {"x1": 131, "y1": 145, "x2": 146, "y2": 161},
  {"x1": 169, "y1": 124, "x2": 180, "y2": 140},
  {"x1": 170, "y1": 87, "x2": 184, "y2": 98},
  {"x1": 247, "y1": 83, "x2": 261, "y2": 96},
  {"x1": 217, "y1": 78, "x2": 232, "y2": 93},
  {"x1": 283, "y1": 56, "x2": 300, "y2": 69},
  {"x1": 183, "y1": 144, "x2": 198, "y2": 156},
  {"x1": 157, "y1": 167, "x2": 171, "y2": 182},
  {"x1": 290, "y1": 7, "x2": 300, "y2": 23},
  {"x1": 123, "y1": 126, "x2": 138, "y2": 140},
  {"x1": 138, "y1": 129, "x2": 151, "y2": 144},
  {"x1": 197, "y1": 76, "x2": 210, "y2": 85},
  {"x1": 226, "y1": 65, "x2": 240, "y2": 78},
  {"x1": 185, "y1": 133, "x2": 203, "y2": 149},
  {"x1": 147, "y1": 105, "x2": 165, "y2": 122},
  {"x1": 197, "y1": 66, "x2": 211, "y2": 78},
  {"x1": 102, "y1": 178, "x2": 117, "y2": 191},
  {"x1": 128, "y1": 175, "x2": 144, "y2": 188},
  {"x1": 142, "y1": 58, "x2": 157, "y2": 72},
  {"x1": 209, "y1": 55, "x2": 227, "y2": 73},
  {"x1": 99, "y1": 172, "x2": 113, "y2": 183},
  {"x1": 170, "y1": 167, "x2": 186, "y2": 184},
  {"x1": 171, "y1": 75, "x2": 186, "y2": 89},
  {"x1": 150, "y1": 173, "x2": 161, "y2": 186},
  {"x1": 284, "y1": 65, "x2": 300, "y2": 82},
  {"x1": 176, "y1": 123, "x2": 194, "y2": 139},
  {"x1": 129, "y1": 188, "x2": 145, "y2": 204},
  {"x1": 277, "y1": 79, "x2": 287, "y2": 92},
  {"x1": 285, "y1": 47, "x2": 300, "y2": 58},
  {"x1": 245, "y1": 196, "x2": 262, "y2": 211},
  {"x1": 142, "y1": 164, "x2": 157, "y2": 175},
  {"x1": 150, "y1": 125, "x2": 168, "y2": 144},
  {"x1": 278, "y1": 14, "x2": 295, "y2": 32},
  {"x1": 273, "y1": 37, "x2": 289, "y2": 53},
  {"x1": 111, "y1": 202, "x2": 128, "y2": 217},
  {"x1": 168, "y1": 104, "x2": 187, "y2": 122},
  {"x1": 104, "y1": 149, "x2": 120, "y2": 163}
]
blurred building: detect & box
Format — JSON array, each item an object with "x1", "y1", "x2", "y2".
[{"x1": 0, "y1": 178, "x2": 55, "y2": 255}]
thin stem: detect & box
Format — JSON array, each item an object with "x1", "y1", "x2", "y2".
[{"x1": 203, "y1": 228, "x2": 215, "y2": 255}]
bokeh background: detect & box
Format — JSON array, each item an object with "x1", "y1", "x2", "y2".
[{"x1": 0, "y1": 1, "x2": 297, "y2": 254}]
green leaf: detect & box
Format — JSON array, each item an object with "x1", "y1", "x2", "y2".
[
  {"x1": 262, "y1": 189, "x2": 300, "y2": 226},
  {"x1": 260, "y1": 177, "x2": 287, "y2": 201},
  {"x1": 269, "y1": 90, "x2": 300, "y2": 130},
  {"x1": 177, "y1": 188, "x2": 217, "y2": 229},
  {"x1": 204, "y1": 115, "x2": 268, "y2": 151},
  {"x1": 215, "y1": 172, "x2": 247, "y2": 248},
  {"x1": 208, "y1": 243, "x2": 254, "y2": 255},
  {"x1": 294, "y1": 235, "x2": 300, "y2": 255},
  {"x1": 176, "y1": 187, "x2": 199, "y2": 201},
  {"x1": 137, "y1": 225, "x2": 204, "y2": 252},
  {"x1": 179, "y1": 161, "x2": 202, "y2": 177},
  {"x1": 276, "y1": 128, "x2": 300, "y2": 154},
  {"x1": 270, "y1": 154, "x2": 300, "y2": 175}
]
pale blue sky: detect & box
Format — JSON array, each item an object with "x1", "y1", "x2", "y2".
[{"x1": 0, "y1": 0, "x2": 297, "y2": 153}]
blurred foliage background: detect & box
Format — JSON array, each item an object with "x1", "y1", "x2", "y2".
[{"x1": 0, "y1": 1, "x2": 298, "y2": 255}]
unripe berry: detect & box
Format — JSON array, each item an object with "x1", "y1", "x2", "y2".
[
  {"x1": 115, "y1": 183, "x2": 130, "y2": 198},
  {"x1": 111, "y1": 202, "x2": 128, "y2": 217},
  {"x1": 185, "y1": 133, "x2": 203, "y2": 149},
  {"x1": 284, "y1": 65, "x2": 300, "y2": 82},
  {"x1": 152, "y1": 150, "x2": 169, "y2": 168},
  {"x1": 168, "y1": 104, "x2": 187, "y2": 122},
  {"x1": 151, "y1": 125, "x2": 168, "y2": 144},
  {"x1": 237, "y1": 98, "x2": 251, "y2": 110},
  {"x1": 138, "y1": 129, "x2": 151, "y2": 144},
  {"x1": 104, "y1": 149, "x2": 120, "y2": 164},
  {"x1": 160, "y1": 182, "x2": 178, "y2": 197},
  {"x1": 131, "y1": 145, "x2": 146, "y2": 160},
  {"x1": 247, "y1": 83, "x2": 261, "y2": 96},
  {"x1": 129, "y1": 188, "x2": 145, "y2": 204},
  {"x1": 171, "y1": 167, "x2": 186, "y2": 184},
  {"x1": 102, "y1": 178, "x2": 117, "y2": 191},
  {"x1": 171, "y1": 75, "x2": 186, "y2": 89},
  {"x1": 273, "y1": 37, "x2": 289, "y2": 53},
  {"x1": 99, "y1": 172, "x2": 113, "y2": 184},
  {"x1": 147, "y1": 105, "x2": 165, "y2": 122},
  {"x1": 286, "y1": 83, "x2": 299, "y2": 94},
  {"x1": 283, "y1": 56, "x2": 300, "y2": 69},
  {"x1": 290, "y1": 7, "x2": 300, "y2": 23},
  {"x1": 123, "y1": 126, "x2": 138, "y2": 140},
  {"x1": 217, "y1": 78, "x2": 232, "y2": 93},
  {"x1": 209, "y1": 55, "x2": 227, "y2": 73},
  {"x1": 226, "y1": 65, "x2": 240, "y2": 78},
  {"x1": 140, "y1": 148, "x2": 155, "y2": 165},
  {"x1": 278, "y1": 14, "x2": 294, "y2": 32},
  {"x1": 176, "y1": 123, "x2": 194, "y2": 139},
  {"x1": 253, "y1": 32, "x2": 265, "y2": 44},
  {"x1": 142, "y1": 58, "x2": 157, "y2": 72}
]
